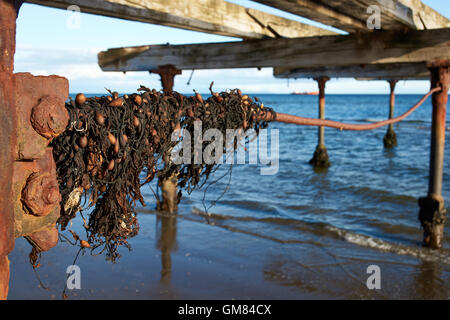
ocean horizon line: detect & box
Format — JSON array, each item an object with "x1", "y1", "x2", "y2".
[{"x1": 69, "y1": 92, "x2": 436, "y2": 96}]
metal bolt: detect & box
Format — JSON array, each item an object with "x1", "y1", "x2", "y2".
[
  {"x1": 30, "y1": 95, "x2": 69, "y2": 139},
  {"x1": 21, "y1": 172, "x2": 61, "y2": 216}
]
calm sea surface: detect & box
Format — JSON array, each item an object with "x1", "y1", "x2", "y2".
[{"x1": 8, "y1": 94, "x2": 450, "y2": 299}]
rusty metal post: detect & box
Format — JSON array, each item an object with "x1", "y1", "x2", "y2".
[
  {"x1": 151, "y1": 65, "x2": 181, "y2": 213},
  {"x1": 418, "y1": 60, "x2": 449, "y2": 249},
  {"x1": 318, "y1": 78, "x2": 327, "y2": 146},
  {"x1": 383, "y1": 80, "x2": 398, "y2": 148},
  {"x1": 0, "y1": 1, "x2": 66, "y2": 299},
  {"x1": 150, "y1": 64, "x2": 182, "y2": 94},
  {"x1": 0, "y1": 0, "x2": 23, "y2": 300},
  {"x1": 309, "y1": 77, "x2": 330, "y2": 168}
]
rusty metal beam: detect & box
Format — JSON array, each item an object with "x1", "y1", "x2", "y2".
[
  {"x1": 316, "y1": 77, "x2": 328, "y2": 147},
  {"x1": 0, "y1": 0, "x2": 24, "y2": 300},
  {"x1": 383, "y1": 80, "x2": 398, "y2": 148},
  {"x1": 151, "y1": 66, "x2": 181, "y2": 214},
  {"x1": 418, "y1": 59, "x2": 449, "y2": 249},
  {"x1": 309, "y1": 76, "x2": 330, "y2": 168},
  {"x1": 150, "y1": 65, "x2": 181, "y2": 94}
]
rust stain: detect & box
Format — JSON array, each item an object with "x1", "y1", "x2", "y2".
[{"x1": 0, "y1": 0, "x2": 20, "y2": 257}]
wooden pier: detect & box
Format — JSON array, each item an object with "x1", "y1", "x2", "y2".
[{"x1": 0, "y1": 0, "x2": 449, "y2": 299}]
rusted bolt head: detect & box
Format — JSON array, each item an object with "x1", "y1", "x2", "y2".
[
  {"x1": 46, "y1": 188, "x2": 61, "y2": 204},
  {"x1": 21, "y1": 172, "x2": 61, "y2": 217},
  {"x1": 31, "y1": 95, "x2": 69, "y2": 139},
  {"x1": 27, "y1": 224, "x2": 59, "y2": 252}
]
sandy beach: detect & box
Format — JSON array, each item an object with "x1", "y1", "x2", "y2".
[{"x1": 8, "y1": 206, "x2": 449, "y2": 300}]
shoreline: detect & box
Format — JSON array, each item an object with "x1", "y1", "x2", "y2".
[{"x1": 7, "y1": 209, "x2": 449, "y2": 300}]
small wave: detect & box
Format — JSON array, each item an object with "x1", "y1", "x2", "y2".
[
  {"x1": 326, "y1": 225, "x2": 450, "y2": 264},
  {"x1": 219, "y1": 199, "x2": 279, "y2": 214},
  {"x1": 398, "y1": 119, "x2": 428, "y2": 124},
  {"x1": 335, "y1": 185, "x2": 416, "y2": 205},
  {"x1": 361, "y1": 118, "x2": 384, "y2": 123},
  {"x1": 188, "y1": 208, "x2": 450, "y2": 265},
  {"x1": 191, "y1": 207, "x2": 296, "y2": 226},
  {"x1": 190, "y1": 207, "x2": 318, "y2": 244}
]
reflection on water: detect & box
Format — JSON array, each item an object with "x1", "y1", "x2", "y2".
[
  {"x1": 156, "y1": 215, "x2": 178, "y2": 285},
  {"x1": 414, "y1": 260, "x2": 447, "y2": 300},
  {"x1": 382, "y1": 146, "x2": 396, "y2": 160},
  {"x1": 312, "y1": 166, "x2": 329, "y2": 175}
]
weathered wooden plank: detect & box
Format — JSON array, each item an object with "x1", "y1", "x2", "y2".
[
  {"x1": 400, "y1": 0, "x2": 450, "y2": 30},
  {"x1": 355, "y1": 76, "x2": 428, "y2": 81},
  {"x1": 25, "y1": 0, "x2": 336, "y2": 39},
  {"x1": 253, "y1": 0, "x2": 368, "y2": 32},
  {"x1": 274, "y1": 62, "x2": 429, "y2": 79},
  {"x1": 253, "y1": 0, "x2": 449, "y2": 32},
  {"x1": 98, "y1": 28, "x2": 450, "y2": 72},
  {"x1": 318, "y1": 0, "x2": 416, "y2": 30},
  {"x1": 324, "y1": 0, "x2": 450, "y2": 30}
]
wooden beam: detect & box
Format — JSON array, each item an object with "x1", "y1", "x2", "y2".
[
  {"x1": 25, "y1": 0, "x2": 336, "y2": 39},
  {"x1": 98, "y1": 28, "x2": 450, "y2": 72},
  {"x1": 355, "y1": 76, "x2": 428, "y2": 81},
  {"x1": 330, "y1": 0, "x2": 450, "y2": 30},
  {"x1": 253, "y1": 0, "x2": 368, "y2": 32},
  {"x1": 274, "y1": 63, "x2": 429, "y2": 79},
  {"x1": 253, "y1": 0, "x2": 449, "y2": 32},
  {"x1": 399, "y1": 0, "x2": 450, "y2": 30}
]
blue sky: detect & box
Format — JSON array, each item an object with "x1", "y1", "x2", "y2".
[{"x1": 14, "y1": 0, "x2": 449, "y2": 94}]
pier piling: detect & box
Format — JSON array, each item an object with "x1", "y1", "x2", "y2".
[
  {"x1": 152, "y1": 65, "x2": 181, "y2": 213},
  {"x1": 418, "y1": 60, "x2": 449, "y2": 249},
  {"x1": 0, "y1": 0, "x2": 23, "y2": 300},
  {"x1": 383, "y1": 80, "x2": 398, "y2": 148},
  {"x1": 309, "y1": 77, "x2": 331, "y2": 168},
  {"x1": 151, "y1": 64, "x2": 181, "y2": 95}
]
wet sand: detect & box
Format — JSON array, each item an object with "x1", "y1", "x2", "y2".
[{"x1": 7, "y1": 209, "x2": 449, "y2": 300}]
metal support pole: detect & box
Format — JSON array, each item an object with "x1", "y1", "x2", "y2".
[
  {"x1": 309, "y1": 77, "x2": 330, "y2": 168},
  {"x1": 150, "y1": 64, "x2": 181, "y2": 94},
  {"x1": 151, "y1": 65, "x2": 181, "y2": 213},
  {"x1": 383, "y1": 80, "x2": 398, "y2": 148},
  {"x1": 318, "y1": 78, "x2": 326, "y2": 146},
  {"x1": 0, "y1": 0, "x2": 23, "y2": 300},
  {"x1": 418, "y1": 60, "x2": 449, "y2": 249}
]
